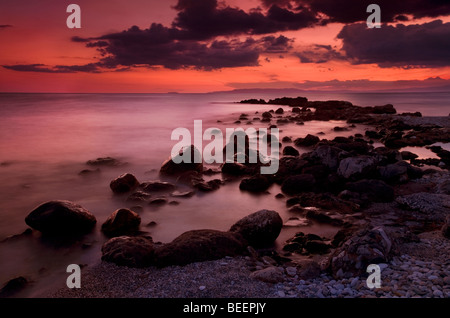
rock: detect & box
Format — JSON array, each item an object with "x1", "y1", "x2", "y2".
[
  {"x1": 275, "y1": 108, "x2": 284, "y2": 114},
  {"x1": 160, "y1": 145, "x2": 203, "y2": 176},
  {"x1": 239, "y1": 175, "x2": 271, "y2": 193},
  {"x1": 305, "y1": 209, "x2": 343, "y2": 226},
  {"x1": 378, "y1": 162, "x2": 408, "y2": 183},
  {"x1": 148, "y1": 198, "x2": 168, "y2": 206},
  {"x1": 193, "y1": 179, "x2": 222, "y2": 192},
  {"x1": 101, "y1": 236, "x2": 155, "y2": 268},
  {"x1": 346, "y1": 179, "x2": 395, "y2": 202},
  {"x1": 401, "y1": 151, "x2": 418, "y2": 160},
  {"x1": 154, "y1": 230, "x2": 246, "y2": 267},
  {"x1": 443, "y1": 216, "x2": 450, "y2": 239},
  {"x1": 372, "y1": 104, "x2": 396, "y2": 114},
  {"x1": 282, "y1": 136, "x2": 292, "y2": 143},
  {"x1": 310, "y1": 145, "x2": 348, "y2": 170},
  {"x1": 171, "y1": 190, "x2": 194, "y2": 198},
  {"x1": 86, "y1": 157, "x2": 123, "y2": 166},
  {"x1": 141, "y1": 181, "x2": 176, "y2": 192},
  {"x1": 25, "y1": 200, "x2": 96, "y2": 236},
  {"x1": 249, "y1": 266, "x2": 284, "y2": 283},
  {"x1": 297, "y1": 260, "x2": 321, "y2": 279},
  {"x1": 126, "y1": 191, "x2": 151, "y2": 202},
  {"x1": 329, "y1": 226, "x2": 394, "y2": 278},
  {"x1": 291, "y1": 107, "x2": 301, "y2": 113},
  {"x1": 294, "y1": 134, "x2": 320, "y2": 147},
  {"x1": 337, "y1": 156, "x2": 378, "y2": 180},
  {"x1": 396, "y1": 193, "x2": 450, "y2": 218},
  {"x1": 333, "y1": 126, "x2": 349, "y2": 132},
  {"x1": 101, "y1": 208, "x2": 141, "y2": 237},
  {"x1": 262, "y1": 112, "x2": 273, "y2": 119},
  {"x1": 304, "y1": 240, "x2": 330, "y2": 254},
  {"x1": 78, "y1": 168, "x2": 100, "y2": 176},
  {"x1": 110, "y1": 173, "x2": 140, "y2": 194},
  {"x1": 221, "y1": 162, "x2": 248, "y2": 176},
  {"x1": 281, "y1": 174, "x2": 316, "y2": 196},
  {"x1": 229, "y1": 210, "x2": 283, "y2": 247},
  {"x1": 0, "y1": 276, "x2": 28, "y2": 297},
  {"x1": 285, "y1": 266, "x2": 297, "y2": 277},
  {"x1": 275, "y1": 157, "x2": 308, "y2": 181},
  {"x1": 282, "y1": 146, "x2": 299, "y2": 156}
]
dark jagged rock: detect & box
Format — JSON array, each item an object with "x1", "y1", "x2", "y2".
[
  {"x1": 328, "y1": 226, "x2": 394, "y2": 278},
  {"x1": 110, "y1": 173, "x2": 140, "y2": 194},
  {"x1": 160, "y1": 145, "x2": 203, "y2": 176},
  {"x1": 86, "y1": 157, "x2": 123, "y2": 166},
  {"x1": 294, "y1": 134, "x2": 320, "y2": 147},
  {"x1": 275, "y1": 108, "x2": 284, "y2": 114},
  {"x1": 101, "y1": 208, "x2": 141, "y2": 237},
  {"x1": 346, "y1": 179, "x2": 395, "y2": 203},
  {"x1": 141, "y1": 181, "x2": 176, "y2": 192},
  {"x1": 268, "y1": 96, "x2": 308, "y2": 107},
  {"x1": 25, "y1": 200, "x2": 96, "y2": 236},
  {"x1": 101, "y1": 236, "x2": 155, "y2": 268},
  {"x1": 337, "y1": 156, "x2": 378, "y2": 180},
  {"x1": 0, "y1": 276, "x2": 28, "y2": 297},
  {"x1": 154, "y1": 230, "x2": 247, "y2": 267},
  {"x1": 282, "y1": 146, "x2": 299, "y2": 156},
  {"x1": 305, "y1": 209, "x2": 343, "y2": 226},
  {"x1": 193, "y1": 179, "x2": 222, "y2": 192},
  {"x1": 239, "y1": 175, "x2": 271, "y2": 193},
  {"x1": 310, "y1": 145, "x2": 349, "y2": 170},
  {"x1": 229, "y1": 210, "x2": 282, "y2": 247},
  {"x1": 281, "y1": 174, "x2": 316, "y2": 196}
]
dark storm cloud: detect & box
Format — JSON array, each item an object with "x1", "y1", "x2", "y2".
[
  {"x1": 295, "y1": 44, "x2": 345, "y2": 63},
  {"x1": 338, "y1": 20, "x2": 450, "y2": 68},
  {"x1": 261, "y1": 0, "x2": 450, "y2": 23},
  {"x1": 85, "y1": 24, "x2": 293, "y2": 70},
  {"x1": 2, "y1": 63, "x2": 101, "y2": 73},
  {"x1": 172, "y1": 0, "x2": 320, "y2": 40}
]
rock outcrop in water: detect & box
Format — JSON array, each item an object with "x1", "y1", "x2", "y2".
[
  {"x1": 101, "y1": 236, "x2": 155, "y2": 268},
  {"x1": 110, "y1": 173, "x2": 140, "y2": 194},
  {"x1": 160, "y1": 145, "x2": 203, "y2": 176},
  {"x1": 229, "y1": 210, "x2": 283, "y2": 247},
  {"x1": 101, "y1": 208, "x2": 141, "y2": 237},
  {"x1": 25, "y1": 200, "x2": 96, "y2": 236}
]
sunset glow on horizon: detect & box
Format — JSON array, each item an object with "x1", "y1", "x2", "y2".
[{"x1": 1, "y1": 0, "x2": 449, "y2": 93}]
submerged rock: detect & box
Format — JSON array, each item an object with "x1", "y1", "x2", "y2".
[
  {"x1": 101, "y1": 236, "x2": 155, "y2": 268},
  {"x1": 141, "y1": 181, "x2": 176, "y2": 192},
  {"x1": 110, "y1": 173, "x2": 140, "y2": 194},
  {"x1": 154, "y1": 230, "x2": 246, "y2": 267},
  {"x1": 239, "y1": 175, "x2": 271, "y2": 193},
  {"x1": 25, "y1": 200, "x2": 96, "y2": 236},
  {"x1": 86, "y1": 157, "x2": 123, "y2": 166},
  {"x1": 229, "y1": 210, "x2": 282, "y2": 247},
  {"x1": 101, "y1": 208, "x2": 141, "y2": 237}
]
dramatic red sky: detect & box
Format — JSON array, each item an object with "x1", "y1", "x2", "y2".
[{"x1": 1, "y1": 0, "x2": 449, "y2": 93}]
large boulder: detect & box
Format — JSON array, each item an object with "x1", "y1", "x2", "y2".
[
  {"x1": 282, "y1": 146, "x2": 299, "y2": 157},
  {"x1": 346, "y1": 179, "x2": 395, "y2": 202},
  {"x1": 310, "y1": 145, "x2": 348, "y2": 170},
  {"x1": 281, "y1": 174, "x2": 316, "y2": 196},
  {"x1": 25, "y1": 200, "x2": 96, "y2": 235},
  {"x1": 110, "y1": 173, "x2": 140, "y2": 194},
  {"x1": 329, "y1": 226, "x2": 394, "y2": 278},
  {"x1": 337, "y1": 156, "x2": 378, "y2": 180},
  {"x1": 154, "y1": 230, "x2": 246, "y2": 267},
  {"x1": 229, "y1": 210, "x2": 283, "y2": 247},
  {"x1": 160, "y1": 145, "x2": 203, "y2": 176},
  {"x1": 101, "y1": 208, "x2": 141, "y2": 237},
  {"x1": 249, "y1": 267, "x2": 284, "y2": 283},
  {"x1": 101, "y1": 236, "x2": 155, "y2": 268},
  {"x1": 275, "y1": 157, "x2": 308, "y2": 181}
]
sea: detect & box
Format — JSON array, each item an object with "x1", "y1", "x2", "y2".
[{"x1": 0, "y1": 91, "x2": 449, "y2": 296}]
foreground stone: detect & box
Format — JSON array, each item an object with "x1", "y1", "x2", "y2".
[
  {"x1": 442, "y1": 216, "x2": 450, "y2": 239},
  {"x1": 154, "y1": 230, "x2": 247, "y2": 267},
  {"x1": 0, "y1": 276, "x2": 28, "y2": 297},
  {"x1": 329, "y1": 226, "x2": 393, "y2": 278},
  {"x1": 25, "y1": 200, "x2": 96, "y2": 235},
  {"x1": 101, "y1": 236, "x2": 155, "y2": 268},
  {"x1": 229, "y1": 210, "x2": 283, "y2": 247},
  {"x1": 250, "y1": 266, "x2": 284, "y2": 283},
  {"x1": 101, "y1": 208, "x2": 141, "y2": 237},
  {"x1": 110, "y1": 173, "x2": 140, "y2": 194}
]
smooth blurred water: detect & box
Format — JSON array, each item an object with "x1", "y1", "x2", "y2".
[{"x1": 0, "y1": 91, "x2": 448, "y2": 297}]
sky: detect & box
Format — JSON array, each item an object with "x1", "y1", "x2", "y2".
[{"x1": 0, "y1": 0, "x2": 450, "y2": 93}]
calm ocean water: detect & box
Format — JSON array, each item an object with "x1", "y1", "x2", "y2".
[{"x1": 0, "y1": 91, "x2": 448, "y2": 296}]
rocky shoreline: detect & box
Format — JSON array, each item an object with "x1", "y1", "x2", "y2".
[{"x1": 2, "y1": 96, "x2": 450, "y2": 298}]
